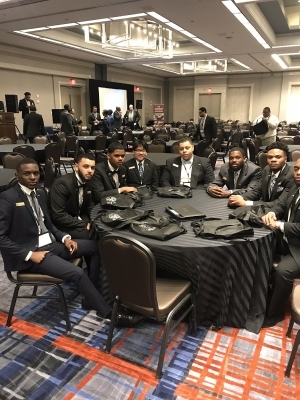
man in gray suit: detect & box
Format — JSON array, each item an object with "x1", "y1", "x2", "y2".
[
  {"x1": 60, "y1": 104, "x2": 75, "y2": 136},
  {"x1": 160, "y1": 137, "x2": 214, "y2": 189},
  {"x1": 207, "y1": 147, "x2": 262, "y2": 200}
]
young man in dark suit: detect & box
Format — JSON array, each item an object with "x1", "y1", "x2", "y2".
[
  {"x1": 123, "y1": 104, "x2": 140, "y2": 130},
  {"x1": 228, "y1": 142, "x2": 294, "y2": 208},
  {"x1": 90, "y1": 142, "x2": 137, "y2": 204},
  {"x1": 60, "y1": 104, "x2": 74, "y2": 136},
  {"x1": 23, "y1": 106, "x2": 45, "y2": 143},
  {"x1": 160, "y1": 137, "x2": 214, "y2": 189},
  {"x1": 262, "y1": 158, "x2": 300, "y2": 326},
  {"x1": 207, "y1": 147, "x2": 262, "y2": 200},
  {"x1": 88, "y1": 106, "x2": 101, "y2": 134},
  {"x1": 49, "y1": 153, "x2": 95, "y2": 240},
  {"x1": 113, "y1": 106, "x2": 123, "y2": 130},
  {"x1": 0, "y1": 158, "x2": 111, "y2": 319},
  {"x1": 190, "y1": 107, "x2": 217, "y2": 145},
  {"x1": 18, "y1": 92, "x2": 35, "y2": 120},
  {"x1": 124, "y1": 140, "x2": 159, "y2": 190}
]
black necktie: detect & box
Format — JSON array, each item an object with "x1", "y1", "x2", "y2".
[
  {"x1": 289, "y1": 188, "x2": 300, "y2": 222},
  {"x1": 30, "y1": 191, "x2": 48, "y2": 234}
]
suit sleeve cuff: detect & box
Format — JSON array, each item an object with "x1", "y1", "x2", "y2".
[
  {"x1": 25, "y1": 251, "x2": 32, "y2": 261},
  {"x1": 246, "y1": 201, "x2": 253, "y2": 206},
  {"x1": 275, "y1": 221, "x2": 285, "y2": 232},
  {"x1": 62, "y1": 235, "x2": 71, "y2": 243}
]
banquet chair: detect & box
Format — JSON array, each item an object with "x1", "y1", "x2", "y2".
[
  {"x1": 171, "y1": 141, "x2": 179, "y2": 154},
  {"x1": 33, "y1": 135, "x2": 48, "y2": 144},
  {"x1": 290, "y1": 150, "x2": 300, "y2": 162},
  {"x1": 256, "y1": 151, "x2": 268, "y2": 169},
  {"x1": 13, "y1": 145, "x2": 35, "y2": 159},
  {"x1": 39, "y1": 143, "x2": 61, "y2": 176},
  {"x1": 293, "y1": 136, "x2": 300, "y2": 145},
  {"x1": 0, "y1": 137, "x2": 12, "y2": 144},
  {"x1": 143, "y1": 134, "x2": 152, "y2": 143},
  {"x1": 44, "y1": 157, "x2": 56, "y2": 192},
  {"x1": 148, "y1": 141, "x2": 166, "y2": 153},
  {"x1": 99, "y1": 234, "x2": 197, "y2": 379},
  {"x1": 3, "y1": 152, "x2": 25, "y2": 169},
  {"x1": 95, "y1": 134, "x2": 107, "y2": 154},
  {"x1": 280, "y1": 137, "x2": 294, "y2": 145},
  {"x1": 195, "y1": 140, "x2": 209, "y2": 157},
  {"x1": 170, "y1": 129, "x2": 177, "y2": 140},
  {"x1": 203, "y1": 147, "x2": 218, "y2": 170},
  {"x1": 285, "y1": 283, "x2": 300, "y2": 377}
]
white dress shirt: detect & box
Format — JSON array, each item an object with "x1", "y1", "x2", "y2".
[{"x1": 180, "y1": 157, "x2": 193, "y2": 186}]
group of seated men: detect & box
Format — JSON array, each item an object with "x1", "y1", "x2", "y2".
[{"x1": 0, "y1": 137, "x2": 298, "y2": 329}]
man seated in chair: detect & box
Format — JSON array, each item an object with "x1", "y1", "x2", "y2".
[
  {"x1": 160, "y1": 137, "x2": 214, "y2": 189},
  {"x1": 0, "y1": 158, "x2": 111, "y2": 319},
  {"x1": 90, "y1": 142, "x2": 137, "y2": 204},
  {"x1": 123, "y1": 140, "x2": 159, "y2": 191},
  {"x1": 262, "y1": 158, "x2": 300, "y2": 327},
  {"x1": 207, "y1": 148, "x2": 262, "y2": 200},
  {"x1": 228, "y1": 142, "x2": 294, "y2": 208},
  {"x1": 49, "y1": 153, "x2": 95, "y2": 240}
]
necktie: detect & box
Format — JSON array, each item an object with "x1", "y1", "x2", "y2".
[
  {"x1": 30, "y1": 191, "x2": 48, "y2": 234},
  {"x1": 289, "y1": 188, "x2": 300, "y2": 222},
  {"x1": 234, "y1": 171, "x2": 239, "y2": 189},
  {"x1": 78, "y1": 182, "x2": 86, "y2": 207},
  {"x1": 138, "y1": 162, "x2": 143, "y2": 181},
  {"x1": 269, "y1": 175, "x2": 277, "y2": 197}
]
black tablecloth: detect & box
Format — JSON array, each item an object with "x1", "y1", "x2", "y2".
[{"x1": 91, "y1": 190, "x2": 275, "y2": 333}]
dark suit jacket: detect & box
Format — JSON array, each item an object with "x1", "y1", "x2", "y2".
[
  {"x1": 252, "y1": 163, "x2": 294, "y2": 207},
  {"x1": 160, "y1": 155, "x2": 215, "y2": 189},
  {"x1": 0, "y1": 185, "x2": 66, "y2": 272},
  {"x1": 60, "y1": 110, "x2": 74, "y2": 135},
  {"x1": 124, "y1": 158, "x2": 159, "y2": 190},
  {"x1": 18, "y1": 98, "x2": 35, "y2": 119},
  {"x1": 90, "y1": 160, "x2": 127, "y2": 204},
  {"x1": 113, "y1": 111, "x2": 123, "y2": 130},
  {"x1": 270, "y1": 185, "x2": 300, "y2": 264},
  {"x1": 49, "y1": 172, "x2": 94, "y2": 233},
  {"x1": 88, "y1": 112, "x2": 101, "y2": 132},
  {"x1": 23, "y1": 111, "x2": 45, "y2": 137},
  {"x1": 208, "y1": 161, "x2": 262, "y2": 200},
  {"x1": 124, "y1": 110, "x2": 140, "y2": 124},
  {"x1": 192, "y1": 115, "x2": 217, "y2": 145}
]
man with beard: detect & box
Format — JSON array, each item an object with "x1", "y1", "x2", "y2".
[
  {"x1": 49, "y1": 153, "x2": 96, "y2": 240},
  {"x1": 207, "y1": 147, "x2": 262, "y2": 200}
]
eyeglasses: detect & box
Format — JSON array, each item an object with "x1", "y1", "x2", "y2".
[{"x1": 134, "y1": 149, "x2": 146, "y2": 153}]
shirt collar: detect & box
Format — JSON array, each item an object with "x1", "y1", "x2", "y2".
[
  {"x1": 75, "y1": 172, "x2": 84, "y2": 186},
  {"x1": 19, "y1": 183, "x2": 34, "y2": 196},
  {"x1": 136, "y1": 159, "x2": 144, "y2": 166},
  {"x1": 271, "y1": 164, "x2": 286, "y2": 178},
  {"x1": 108, "y1": 160, "x2": 118, "y2": 172},
  {"x1": 181, "y1": 156, "x2": 193, "y2": 164}
]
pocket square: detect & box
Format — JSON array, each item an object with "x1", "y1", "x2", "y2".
[
  {"x1": 173, "y1": 163, "x2": 179, "y2": 167},
  {"x1": 277, "y1": 186, "x2": 284, "y2": 192}
]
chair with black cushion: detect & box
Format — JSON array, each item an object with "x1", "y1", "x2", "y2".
[
  {"x1": 170, "y1": 129, "x2": 177, "y2": 140},
  {"x1": 0, "y1": 137, "x2": 12, "y2": 145},
  {"x1": 7, "y1": 177, "x2": 18, "y2": 189},
  {"x1": 171, "y1": 141, "x2": 179, "y2": 154},
  {"x1": 280, "y1": 137, "x2": 294, "y2": 145},
  {"x1": 44, "y1": 157, "x2": 56, "y2": 192},
  {"x1": 13, "y1": 145, "x2": 35, "y2": 159},
  {"x1": 95, "y1": 134, "x2": 107, "y2": 154},
  {"x1": 290, "y1": 149, "x2": 300, "y2": 162},
  {"x1": 60, "y1": 138, "x2": 79, "y2": 173},
  {"x1": 285, "y1": 283, "x2": 300, "y2": 377},
  {"x1": 241, "y1": 139, "x2": 248, "y2": 157},
  {"x1": 148, "y1": 140, "x2": 166, "y2": 153},
  {"x1": 157, "y1": 133, "x2": 170, "y2": 141},
  {"x1": 79, "y1": 130, "x2": 90, "y2": 136},
  {"x1": 3, "y1": 152, "x2": 25, "y2": 169},
  {"x1": 248, "y1": 140, "x2": 256, "y2": 162},
  {"x1": 143, "y1": 134, "x2": 152, "y2": 144},
  {"x1": 203, "y1": 147, "x2": 218, "y2": 170},
  {"x1": 39, "y1": 143, "x2": 61, "y2": 176},
  {"x1": 288, "y1": 129, "x2": 299, "y2": 136},
  {"x1": 58, "y1": 132, "x2": 66, "y2": 139},
  {"x1": 293, "y1": 136, "x2": 300, "y2": 145},
  {"x1": 212, "y1": 133, "x2": 226, "y2": 163},
  {"x1": 123, "y1": 132, "x2": 134, "y2": 151},
  {"x1": 33, "y1": 135, "x2": 48, "y2": 144},
  {"x1": 256, "y1": 151, "x2": 268, "y2": 169},
  {"x1": 52, "y1": 133, "x2": 59, "y2": 143},
  {"x1": 195, "y1": 140, "x2": 210, "y2": 157},
  {"x1": 110, "y1": 133, "x2": 119, "y2": 143},
  {"x1": 99, "y1": 234, "x2": 197, "y2": 379}
]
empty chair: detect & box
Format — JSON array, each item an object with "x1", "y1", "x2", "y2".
[
  {"x1": 44, "y1": 157, "x2": 56, "y2": 191},
  {"x1": 280, "y1": 137, "x2": 294, "y2": 145},
  {"x1": 175, "y1": 133, "x2": 187, "y2": 140},
  {"x1": 99, "y1": 234, "x2": 196, "y2": 379},
  {"x1": 157, "y1": 133, "x2": 170, "y2": 141},
  {"x1": 57, "y1": 131, "x2": 66, "y2": 139},
  {"x1": 7, "y1": 177, "x2": 18, "y2": 189},
  {"x1": 110, "y1": 132, "x2": 119, "y2": 143},
  {"x1": 39, "y1": 143, "x2": 61, "y2": 176},
  {"x1": 195, "y1": 140, "x2": 210, "y2": 157},
  {"x1": 248, "y1": 140, "x2": 256, "y2": 163},
  {"x1": 290, "y1": 149, "x2": 300, "y2": 162},
  {"x1": 13, "y1": 145, "x2": 35, "y2": 159},
  {"x1": 60, "y1": 138, "x2": 79, "y2": 173},
  {"x1": 288, "y1": 129, "x2": 299, "y2": 136},
  {"x1": 52, "y1": 133, "x2": 59, "y2": 143},
  {"x1": 256, "y1": 151, "x2": 268, "y2": 169},
  {"x1": 148, "y1": 140, "x2": 166, "y2": 153},
  {"x1": 285, "y1": 283, "x2": 300, "y2": 377},
  {"x1": 170, "y1": 141, "x2": 179, "y2": 154},
  {"x1": 3, "y1": 152, "x2": 25, "y2": 169},
  {"x1": 95, "y1": 134, "x2": 107, "y2": 153},
  {"x1": 143, "y1": 134, "x2": 152, "y2": 143},
  {"x1": 79, "y1": 130, "x2": 90, "y2": 136},
  {"x1": 169, "y1": 129, "x2": 177, "y2": 140},
  {"x1": 0, "y1": 137, "x2": 12, "y2": 144},
  {"x1": 203, "y1": 146, "x2": 217, "y2": 170},
  {"x1": 33, "y1": 135, "x2": 48, "y2": 144}
]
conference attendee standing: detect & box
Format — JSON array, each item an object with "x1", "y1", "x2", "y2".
[
  {"x1": 207, "y1": 147, "x2": 262, "y2": 200},
  {"x1": 88, "y1": 106, "x2": 101, "y2": 134},
  {"x1": 262, "y1": 158, "x2": 300, "y2": 327},
  {"x1": 107, "y1": 109, "x2": 115, "y2": 132},
  {"x1": 113, "y1": 106, "x2": 123, "y2": 130},
  {"x1": 49, "y1": 153, "x2": 96, "y2": 240},
  {"x1": 100, "y1": 109, "x2": 110, "y2": 136},
  {"x1": 23, "y1": 106, "x2": 45, "y2": 143},
  {"x1": 124, "y1": 140, "x2": 159, "y2": 190},
  {"x1": 160, "y1": 138, "x2": 214, "y2": 189},
  {"x1": 0, "y1": 158, "x2": 111, "y2": 318},
  {"x1": 190, "y1": 107, "x2": 217, "y2": 145},
  {"x1": 228, "y1": 142, "x2": 294, "y2": 208},
  {"x1": 18, "y1": 92, "x2": 35, "y2": 120},
  {"x1": 60, "y1": 104, "x2": 75, "y2": 136},
  {"x1": 253, "y1": 107, "x2": 279, "y2": 146},
  {"x1": 124, "y1": 104, "x2": 140, "y2": 130},
  {"x1": 70, "y1": 108, "x2": 82, "y2": 135}
]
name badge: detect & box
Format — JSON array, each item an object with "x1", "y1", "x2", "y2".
[
  {"x1": 122, "y1": 174, "x2": 126, "y2": 178},
  {"x1": 38, "y1": 232, "x2": 52, "y2": 247},
  {"x1": 16, "y1": 202, "x2": 25, "y2": 206},
  {"x1": 173, "y1": 163, "x2": 179, "y2": 167},
  {"x1": 129, "y1": 166, "x2": 135, "y2": 169}
]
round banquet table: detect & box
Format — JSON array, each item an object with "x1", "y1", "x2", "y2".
[
  {"x1": 91, "y1": 190, "x2": 275, "y2": 333},
  {"x1": 0, "y1": 168, "x2": 16, "y2": 192}
]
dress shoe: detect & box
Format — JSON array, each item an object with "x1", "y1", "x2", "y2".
[
  {"x1": 81, "y1": 298, "x2": 94, "y2": 310},
  {"x1": 262, "y1": 313, "x2": 285, "y2": 328},
  {"x1": 96, "y1": 310, "x2": 145, "y2": 327}
]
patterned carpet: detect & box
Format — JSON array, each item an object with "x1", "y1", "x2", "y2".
[{"x1": 1, "y1": 255, "x2": 300, "y2": 399}]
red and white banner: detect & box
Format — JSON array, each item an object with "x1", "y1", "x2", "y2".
[{"x1": 153, "y1": 104, "x2": 164, "y2": 126}]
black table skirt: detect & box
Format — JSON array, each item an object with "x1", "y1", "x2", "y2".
[{"x1": 91, "y1": 190, "x2": 275, "y2": 333}]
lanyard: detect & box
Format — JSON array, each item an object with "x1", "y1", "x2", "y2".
[{"x1": 183, "y1": 162, "x2": 192, "y2": 179}]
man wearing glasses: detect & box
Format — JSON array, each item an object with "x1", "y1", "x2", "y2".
[{"x1": 124, "y1": 140, "x2": 159, "y2": 191}]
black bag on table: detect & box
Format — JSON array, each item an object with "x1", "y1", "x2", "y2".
[
  {"x1": 100, "y1": 192, "x2": 144, "y2": 209},
  {"x1": 130, "y1": 215, "x2": 187, "y2": 241},
  {"x1": 228, "y1": 205, "x2": 268, "y2": 228},
  {"x1": 157, "y1": 186, "x2": 192, "y2": 199},
  {"x1": 137, "y1": 185, "x2": 154, "y2": 199},
  {"x1": 100, "y1": 208, "x2": 151, "y2": 228},
  {"x1": 253, "y1": 120, "x2": 268, "y2": 136},
  {"x1": 192, "y1": 217, "x2": 254, "y2": 240}
]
